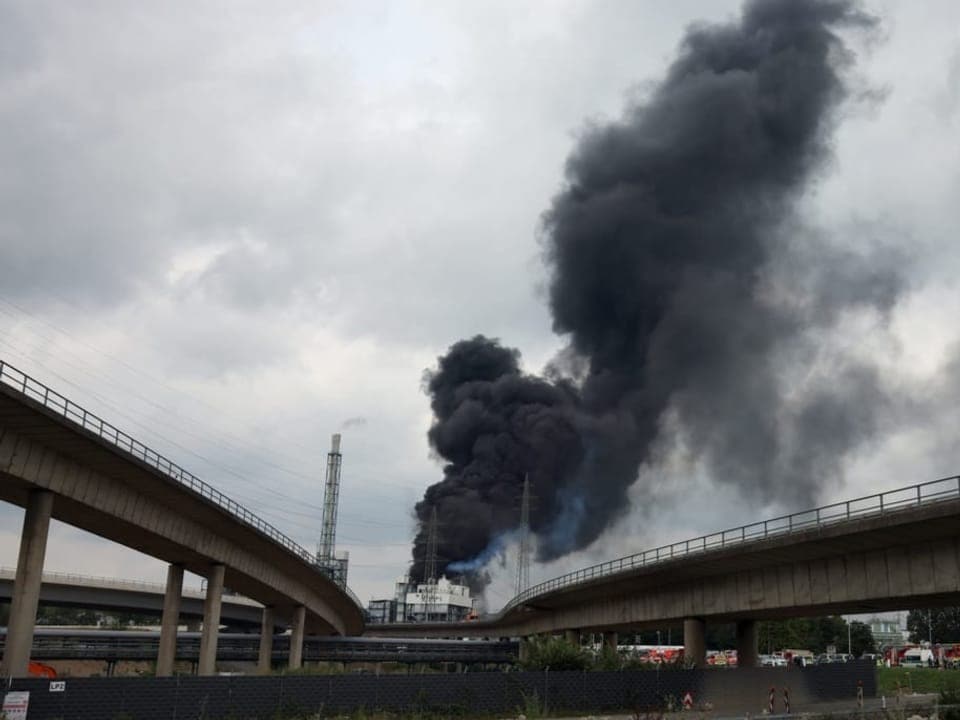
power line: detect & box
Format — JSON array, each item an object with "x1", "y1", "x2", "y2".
[{"x1": 0, "y1": 299, "x2": 429, "y2": 494}]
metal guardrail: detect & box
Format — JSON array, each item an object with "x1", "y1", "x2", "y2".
[
  {"x1": 0, "y1": 359, "x2": 364, "y2": 613},
  {"x1": 503, "y1": 474, "x2": 960, "y2": 614},
  {"x1": 0, "y1": 567, "x2": 263, "y2": 606}
]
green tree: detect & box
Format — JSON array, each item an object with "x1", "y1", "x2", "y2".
[
  {"x1": 758, "y1": 618, "x2": 818, "y2": 653},
  {"x1": 105, "y1": 611, "x2": 161, "y2": 628},
  {"x1": 37, "y1": 605, "x2": 100, "y2": 626},
  {"x1": 757, "y1": 616, "x2": 872, "y2": 655},
  {"x1": 907, "y1": 608, "x2": 960, "y2": 644},
  {"x1": 520, "y1": 636, "x2": 591, "y2": 671},
  {"x1": 849, "y1": 621, "x2": 876, "y2": 657},
  {"x1": 811, "y1": 616, "x2": 849, "y2": 653}
]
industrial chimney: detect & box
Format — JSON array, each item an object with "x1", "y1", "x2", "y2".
[{"x1": 317, "y1": 433, "x2": 343, "y2": 580}]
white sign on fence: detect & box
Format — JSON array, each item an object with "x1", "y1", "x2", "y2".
[
  {"x1": 1, "y1": 690, "x2": 30, "y2": 720},
  {"x1": 50, "y1": 680, "x2": 66, "y2": 692}
]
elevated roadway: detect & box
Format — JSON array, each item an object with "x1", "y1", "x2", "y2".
[
  {"x1": 0, "y1": 567, "x2": 265, "y2": 628},
  {"x1": 371, "y1": 476, "x2": 960, "y2": 667},
  {"x1": 0, "y1": 360, "x2": 364, "y2": 677}
]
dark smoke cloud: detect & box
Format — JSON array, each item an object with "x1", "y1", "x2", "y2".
[{"x1": 411, "y1": 0, "x2": 899, "y2": 588}]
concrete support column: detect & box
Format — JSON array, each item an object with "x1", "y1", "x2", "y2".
[
  {"x1": 289, "y1": 605, "x2": 306, "y2": 670},
  {"x1": 518, "y1": 637, "x2": 530, "y2": 663},
  {"x1": 198, "y1": 563, "x2": 225, "y2": 676},
  {"x1": 1, "y1": 490, "x2": 54, "y2": 678},
  {"x1": 736, "y1": 619, "x2": 759, "y2": 669},
  {"x1": 564, "y1": 628, "x2": 581, "y2": 646},
  {"x1": 156, "y1": 563, "x2": 184, "y2": 677},
  {"x1": 603, "y1": 630, "x2": 618, "y2": 651},
  {"x1": 684, "y1": 618, "x2": 707, "y2": 668},
  {"x1": 258, "y1": 606, "x2": 275, "y2": 675}
]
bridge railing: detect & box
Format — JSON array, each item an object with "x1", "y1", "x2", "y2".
[
  {"x1": 0, "y1": 566, "x2": 266, "y2": 605},
  {"x1": 503, "y1": 474, "x2": 960, "y2": 614},
  {"x1": 0, "y1": 359, "x2": 364, "y2": 613}
]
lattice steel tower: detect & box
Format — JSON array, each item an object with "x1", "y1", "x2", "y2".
[
  {"x1": 422, "y1": 506, "x2": 440, "y2": 618},
  {"x1": 424, "y1": 506, "x2": 439, "y2": 582},
  {"x1": 515, "y1": 474, "x2": 531, "y2": 596},
  {"x1": 317, "y1": 433, "x2": 343, "y2": 567}
]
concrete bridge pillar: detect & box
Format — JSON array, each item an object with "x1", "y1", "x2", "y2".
[
  {"x1": 258, "y1": 606, "x2": 275, "y2": 675},
  {"x1": 198, "y1": 563, "x2": 225, "y2": 676},
  {"x1": 156, "y1": 563, "x2": 184, "y2": 677},
  {"x1": 603, "y1": 631, "x2": 618, "y2": 651},
  {"x1": 289, "y1": 605, "x2": 306, "y2": 670},
  {"x1": 683, "y1": 618, "x2": 706, "y2": 668},
  {"x1": 564, "y1": 628, "x2": 581, "y2": 646},
  {"x1": 736, "y1": 619, "x2": 758, "y2": 668},
  {"x1": 518, "y1": 637, "x2": 530, "y2": 663},
  {"x1": 1, "y1": 489, "x2": 53, "y2": 678}
]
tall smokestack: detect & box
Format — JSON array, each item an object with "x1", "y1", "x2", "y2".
[{"x1": 318, "y1": 433, "x2": 342, "y2": 567}]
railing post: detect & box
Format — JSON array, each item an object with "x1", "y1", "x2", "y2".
[
  {"x1": 879, "y1": 495, "x2": 884, "y2": 513},
  {"x1": 846, "y1": 501, "x2": 850, "y2": 519},
  {"x1": 917, "y1": 485, "x2": 922, "y2": 503},
  {"x1": 816, "y1": 508, "x2": 820, "y2": 524}
]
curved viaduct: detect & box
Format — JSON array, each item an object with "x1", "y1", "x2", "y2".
[
  {"x1": 371, "y1": 477, "x2": 960, "y2": 667},
  {"x1": 0, "y1": 567, "x2": 266, "y2": 629},
  {"x1": 0, "y1": 360, "x2": 364, "y2": 678}
]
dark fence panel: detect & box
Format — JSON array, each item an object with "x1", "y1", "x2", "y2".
[{"x1": 3, "y1": 662, "x2": 876, "y2": 720}]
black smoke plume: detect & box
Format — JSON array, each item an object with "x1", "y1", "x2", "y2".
[{"x1": 411, "y1": 0, "x2": 898, "y2": 588}]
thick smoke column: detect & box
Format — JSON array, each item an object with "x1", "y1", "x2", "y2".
[{"x1": 412, "y1": 0, "x2": 896, "y2": 587}]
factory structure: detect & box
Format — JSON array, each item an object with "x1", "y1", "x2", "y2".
[
  {"x1": 312, "y1": 431, "x2": 476, "y2": 622},
  {"x1": 316, "y1": 433, "x2": 475, "y2": 623},
  {"x1": 365, "y1": 480, "x2": 537, "y2": 624},
  {"x1": 316, "y1": 433, "x2": 349, "y2": 587},
  {"x1": 367, "y1": 573, "x2": 475, "y2": 624},
  {"x1": 367, "y1": 505, "x2": 477, "y2": 623}
]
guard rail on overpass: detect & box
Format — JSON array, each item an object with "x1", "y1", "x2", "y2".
[
  {"x1": 504, "y1": 474, "x2": 960, "y2": 613},
  {"x1": 0, "y1": 358, "x2": 364, "y2": 677},
  {"x1": 371, "y1": 474, "x2": 960, "y2": 668},
  {"x1": 0, "y1": 567, "x2": 266, "y2": 628}
]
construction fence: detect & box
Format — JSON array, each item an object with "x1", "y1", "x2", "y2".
[{"x1": 3, "y1": 661, "x2": 876, "y2": 720}]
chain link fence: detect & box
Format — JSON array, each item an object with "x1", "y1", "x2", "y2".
[{"x1": 3, "y1": 661, "x2": 877, "y2": 719}]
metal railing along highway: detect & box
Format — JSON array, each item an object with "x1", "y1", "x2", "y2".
[
  {"x1": 0, "y1": 567, "x2": 262, "y2": 606},
  {"x1": 503, "y1": 474, "x2": 960, "y2": 613},
  {"x1": 0, "y1": 359, "x2": 363, "y2": 612}
]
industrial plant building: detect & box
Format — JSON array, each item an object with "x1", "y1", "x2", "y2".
[{"x1": 367, "y1": 574, "x2": 475, "y2": 624}]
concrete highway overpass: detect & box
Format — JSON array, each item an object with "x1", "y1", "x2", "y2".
[
  {"x1": 370, "y1": 476, "x2": 960, "y2": 667},
  {"x1": 0, "y1": 359, "x2": 364, "y2": 678},
  {"x1": 0, "y1": 567, "x2": 265, "y2": 629}
]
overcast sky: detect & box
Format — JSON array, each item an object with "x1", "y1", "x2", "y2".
[{"x1": 1, "y1": 0, "x2": 959, "y2": 611}]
